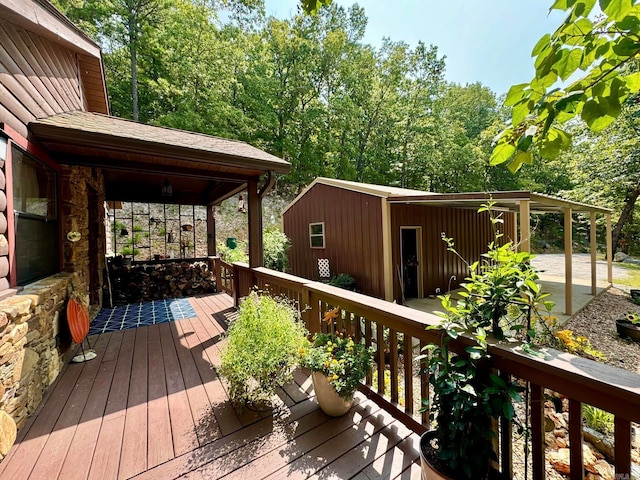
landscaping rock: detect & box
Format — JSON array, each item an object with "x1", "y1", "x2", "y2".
[
  {"x1": 614, "y1": 251, "x2": 629, "y2": 262},
  {"x1": 0, "y1": 410, "x2": 16, "y2": 456}
]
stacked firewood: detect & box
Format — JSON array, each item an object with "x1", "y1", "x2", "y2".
[{"x1": 104, "y1": 258, "x2": 216, "y2": 305}]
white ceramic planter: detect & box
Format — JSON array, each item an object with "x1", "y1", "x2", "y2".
[{"x1": 311, "y1": 371, "x2": 353, "y2": 416}]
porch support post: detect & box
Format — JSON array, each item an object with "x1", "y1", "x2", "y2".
[
  {"x1": 207, "y1": 204, "x2": 216, "y2": 256},
  {"x1": 590, "y1": 211, "x2": 597, "y2": 296},
  {"x1": 606, "y1": 213, "x2": 613, "y2": 284},
  {"x1": 519, "y1": 200, "x2": 530, "y2": 252},
  {"x1": 381, "y1": 198, "x2": 394, "y2": 302},
  {"x1": 564, "y1": 207, "x2": 573, "y2": 316},
  {"x1": 248, "y1": 179, "x2": 263, "y2": 268}
]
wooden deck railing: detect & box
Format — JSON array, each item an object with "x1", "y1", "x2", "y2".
[{"x1": 216, "y1": 261, "x2": 640, "y2": 480}]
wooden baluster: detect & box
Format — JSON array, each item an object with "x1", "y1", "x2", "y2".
[
  {"x1": 377, "y1": 323, "x2": 385, "y2": 395},
  {"x1": 569, "y1": 399, "x2": 584, "y2": 480},
  {"x1": 531, "y1": 383, "x2": 546, "y2": 480},
  {"x1": 365, "y1": 318, "x2": 372, "y2": 386},
  {"x1": 345, "y1": 312, "x2": 353, "y2": 337},
  {"x1": 214, "y1": 258, "x2": 222, "y2": 294},
  {"x1": 614, "y1": 416, "x2": 632, "y2": 479},
  {"x1": 301, "y1": 288, "x2": 312, "y2": 334},
  {"x1": 389, "y1": 329, "x2": 398, "y2": 403},
  {"x1": 354, "y1": 315, "x2": 362, "y2": 343},
  {"x1": 308, "y1": 292, "x2": 320, "y2": 335},
  {"x1": 336, "y1": 307, "x2": 344, "y2": 334},
  {"x1": 499, "y1": 371, "x2": 513, "y2": 479},
  {"x1": 420, "y1": 339, "x2": 429, "y2": 426},
  {"x1": 403, "y1": 333, "x2": 413, "y2": 415}
]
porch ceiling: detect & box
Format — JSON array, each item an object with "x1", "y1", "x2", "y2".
[
  {"x1": 387, "y1": 190, "x2": 612, "y2": 214},
  {"x1": 29, "y1": 111, "x2": 290, "y2": 205}
]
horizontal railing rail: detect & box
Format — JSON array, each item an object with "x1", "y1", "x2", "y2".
[{"x1": 221, "y1": 262, "x2": 640, "y2": 480}]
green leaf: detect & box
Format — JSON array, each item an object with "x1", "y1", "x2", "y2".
[
  {"x1": 624, "y1": 72, "x2": 640, "y2": 92},
  {"x1": 550, "y1": 0, "x2": 577, "y2": 10},
  {"x1": 581, "y1": 98, "x2": 619, "y2": 131},
  {"x1": 612, "y1": 36, "x2": 640, "y2": 56},
  {"x1": 555, "y1": 48, "x2": 583, "y2": 80},
  {"x1": 560, "y1": 18, "x2": 593, "y2": 46},
  {"x1": 531, "y1": 34, "x2": 551, "y2": 57},
  {"x1": 555, "y1": 90, "x2": 585, "y2": 113},
  {"x1": 599, "y1": 0, "x2": 632, "y2": 21},
  {"x1": 505, "y1": 83, "x2": 528, "y2": 106},
  {"x1": 616, "y1": 13, "x2": 640, "y2": 32},
  {"x1": 489, "y1": 373, "x2": 506, "y2": 387},
  {"x1": 507, "y1": 150, "x2": 533, "y2": 173},
  {"x1": 490, "y1": 143, "x2": 516, "y2": 166},
  {"x1": 512, "y1": 101, "x2": 531, "y2": 126}
]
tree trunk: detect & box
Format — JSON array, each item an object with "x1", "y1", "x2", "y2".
[
  {"x1": 612, "y1": 185, "x2": 640, "y2": 254},
  {"x1": 129, "y1": 13, "x2": 139, "y2": 121}
]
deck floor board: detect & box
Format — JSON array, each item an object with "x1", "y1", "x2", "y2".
[{"x1": 0, "y1": 292, "x2": 422, "y2": 480}]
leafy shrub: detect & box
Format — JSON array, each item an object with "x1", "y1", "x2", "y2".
[
  {"x1": 263, "y1": 228, "x2": 291, "y2": 272},
  {"x1": 219, "y1": 291, "x2": 308, "y2": 406},
  {"x1": 217, "y1": 240, "x2": 248, "y2": 263},
  {"x1": 583, "y1": 405, "x2": 614, "y2": 435},
  {"x1": 329, "y1": 273, "x2": 356, "y2": 291}
]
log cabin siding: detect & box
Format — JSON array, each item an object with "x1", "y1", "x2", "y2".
[
  {"x1": 283, "y1": 184, "x2": 385, "y2": 299},
  {"x1": 390, "y1": 204, "x2": 516, "y2": 301},
  {"x1": 0, "y1": 20, "x2": 86, "y2": 136}
]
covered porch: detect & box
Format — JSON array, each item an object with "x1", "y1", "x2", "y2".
[
  {"x1": 0, "y1": 292, "x2": 421, "y2": 480},
  {"x1": 388, "y1": 191, "x2": 613, "y2": 316}
]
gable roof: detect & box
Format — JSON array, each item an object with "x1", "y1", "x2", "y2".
[
  {"x1": 282, "y1": 177, "x2": 433, "y2": 215},
  {"x1": 30, "y1": 111, "x2": 290, "y2": 173}
]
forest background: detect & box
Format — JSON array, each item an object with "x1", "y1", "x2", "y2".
[{"x1": 52, "y1": 0, "x2": 640, "y2": 256}]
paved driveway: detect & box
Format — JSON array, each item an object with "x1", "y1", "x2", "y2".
[{"x1": 531, "y1": 253, "x2": 630, "y2": 285}]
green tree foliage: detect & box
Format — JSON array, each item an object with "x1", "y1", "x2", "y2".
[{"x1": 494, "y1": 0, "x2": 640, "y2": 173}]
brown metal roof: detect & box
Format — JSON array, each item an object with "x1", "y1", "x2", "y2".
[
  {"x1": 388, "y1": 190, "x2": 612, "y2": 214},
  {"x1": 29, "y1": 111, "x2": 290, "y2": 174}
]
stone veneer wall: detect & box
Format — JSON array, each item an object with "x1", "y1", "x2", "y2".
[
  {"x1": 0, "y1": 273, "x2": 74, "y2": 459},
  {"x1": 61, "y1": 165, "x2": 106, "y2": 311},
  {"x1": 0, "y1": 165, "x2": 108, "y2": 458}
]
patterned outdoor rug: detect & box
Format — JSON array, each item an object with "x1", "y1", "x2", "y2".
[{"x1": 89, "y1": 298, "x2": 197, "y2": 335}]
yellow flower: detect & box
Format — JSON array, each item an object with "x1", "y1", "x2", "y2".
[
  {"x1": 332, "y1": 374, "x2": 339, "y2": 380},
  {"x1": 331, "y1": 359, "x2": 338, "y2": 365}
]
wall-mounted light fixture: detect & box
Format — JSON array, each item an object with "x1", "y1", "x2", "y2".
[{"x1": 161, "y1": 178, "x2": 173, "y2": 197}]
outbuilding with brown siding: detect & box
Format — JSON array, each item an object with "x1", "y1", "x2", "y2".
[{"x1": 282, "y1": 178, "x2": 611, "y2": 307}]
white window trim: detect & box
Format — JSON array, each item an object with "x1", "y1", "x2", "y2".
[{"x1": 309, "y1": 222, "x2": 325, "y2": 249}]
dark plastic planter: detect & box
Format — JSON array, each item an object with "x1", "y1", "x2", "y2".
[
  {"x1": 616, "y1": 319, "x2": 640, "y2": 342},
  {"x1": 630, "y1": 289, "x2": 640, "y2": 305},
  {"x1": 419, "y1": 431, "x2": 509, "y2": 480}
]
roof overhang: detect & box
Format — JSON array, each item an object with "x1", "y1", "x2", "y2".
[
  {"x1": 387, "y1": 190, "x2": 612, "y2": 215},
  {"x1": 29, "y1": 112, "x2": 290, "y2": 205}
]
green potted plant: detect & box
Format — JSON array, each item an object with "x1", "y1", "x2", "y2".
[
  {"x1": 420, "y1": 203, "x2": 550, "y2": 480},
  {"x1": 616, "y1": 311, "x2": 640, "y2": 342},
  {"x1": 218, "y1": 291, "x2": 308, "y2": 409},
  {"x1": 303, "y1": 331, "x2": 373, "y2": 416}
]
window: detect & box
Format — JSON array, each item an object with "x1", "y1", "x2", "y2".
[
  {"x1": 309, "y1": 222, "x2": 325, "y2": 248},
  {"x1": 12, "y1": 146, "x2": 58, "y2": 285}
]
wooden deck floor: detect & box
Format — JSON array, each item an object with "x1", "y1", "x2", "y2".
[{"x1": 0, "y1": 293, "x2": 422, "y2": 480}]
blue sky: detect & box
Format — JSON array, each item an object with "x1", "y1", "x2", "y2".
[{"x1": 262, "y1": 0, "x2": 567, "y2": 95}]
